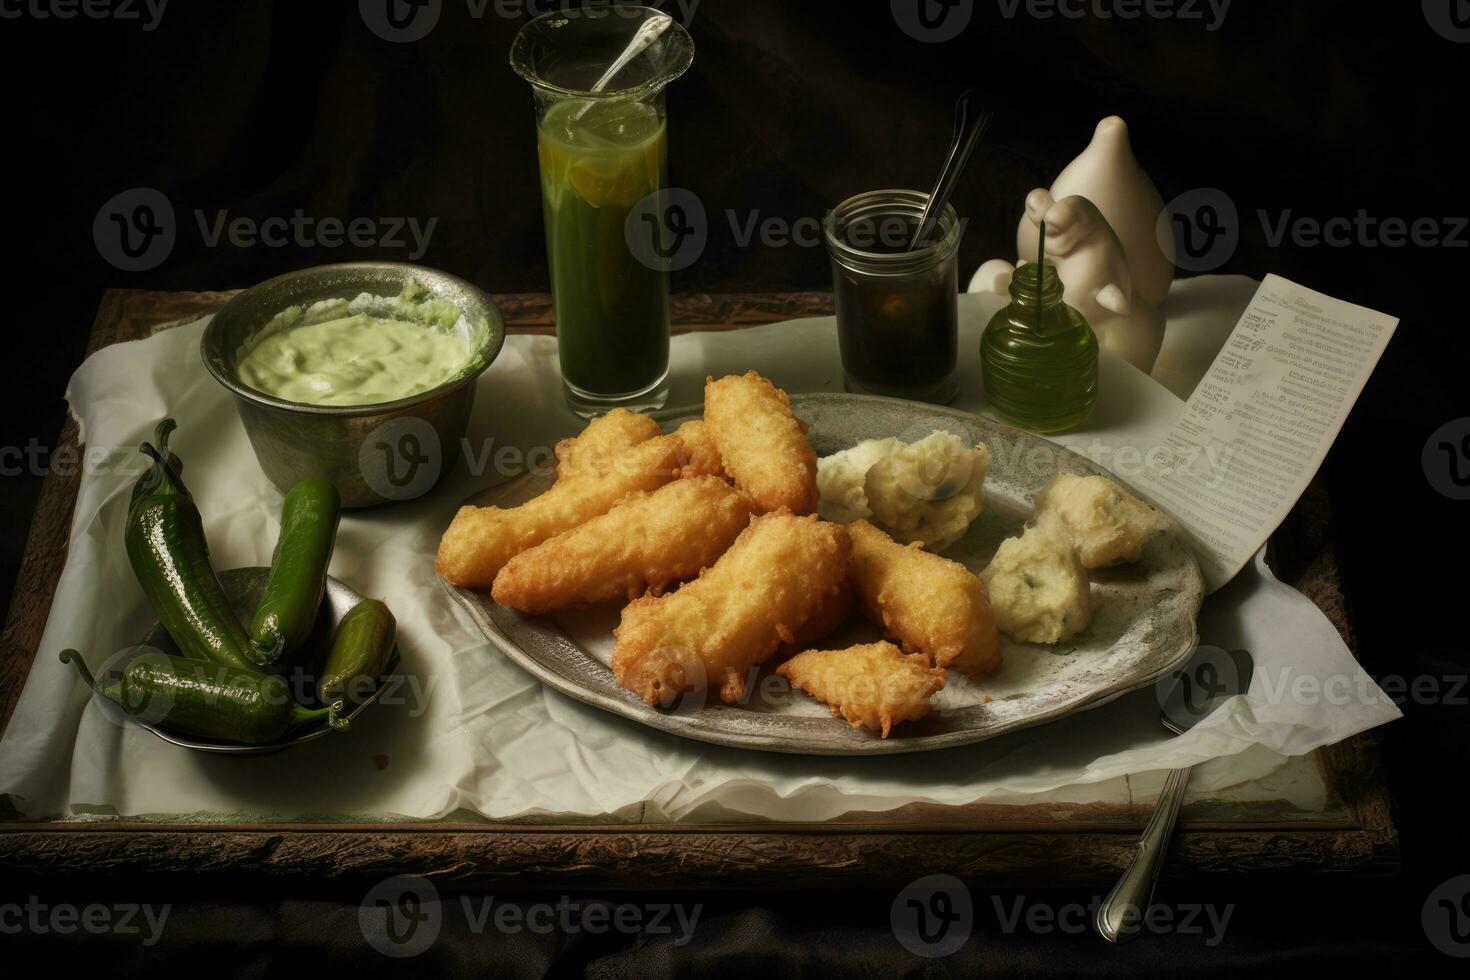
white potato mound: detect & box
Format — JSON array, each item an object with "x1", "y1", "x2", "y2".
[
  {"x1": 981, "y1": 514, "x2": 1092, "y2": 644},
  {"x1": 815, "y1": 437, "x2": 900, "y2": 524},
  {"x1": 1032, "y1": 473, "x2": 1166, "y2": 568},
  {"x1": 863, "y1": 432, "x2": 990, "y2": 552}
]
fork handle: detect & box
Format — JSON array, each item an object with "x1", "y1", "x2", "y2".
[{"x1": 1094, "y1": 765, "x2": 1193, "y2": 943}]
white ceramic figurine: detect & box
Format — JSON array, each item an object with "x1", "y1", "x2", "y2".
[{"x1": 970, "y1": 116, "x2": 1176, "y2": 373}]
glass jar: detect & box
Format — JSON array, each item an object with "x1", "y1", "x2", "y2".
[
  {"x1": 824, "y1": 189, "x2": 963, "y2": 404},
  {"x1": 980, "y1": 259, "x2": 1098, "y2": 433}
]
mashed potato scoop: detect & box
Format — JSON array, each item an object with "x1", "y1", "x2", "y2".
[{"x1": 817, "y1": 430, "x2": 989, "y2": 553}]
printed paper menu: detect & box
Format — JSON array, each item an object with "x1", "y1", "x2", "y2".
[{"x1": 1133, "y1": 274, "x2": 1398, "y2": 591}]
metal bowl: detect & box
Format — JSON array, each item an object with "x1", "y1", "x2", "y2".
[
  {"x1": 106, "y1": 567, "x2": 402, "y2": 756},
  {"x1": 202, "y1": 262, "x2": 505, "y2": 508}
]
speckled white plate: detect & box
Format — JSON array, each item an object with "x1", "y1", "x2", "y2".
[{"x1": 442, "y1": 393, "x2": 1203, "y2": 755}]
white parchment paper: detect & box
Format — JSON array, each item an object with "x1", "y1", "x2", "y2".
[{"x1": 0, "y1": 281, "x2": 1401, "y2": 821}]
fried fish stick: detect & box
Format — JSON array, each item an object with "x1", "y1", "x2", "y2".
[
  {"x1": 778, "y1": 642, "x2": 946, "y2": 738},
  {"x1": 775, "y1": 580, "x2": 854, "y2": 660},
  {"x1": 491, "y1": 477, "x2": 754, "y2": 613},
  {"x1": 671, "y1": 419, "x2": 727, "y2": 480},
  {"x1": 704, "y1": 371, "x2": 818, "y2": 514},
  {"x1": 613, "y1": 512, "x2": 849, "y2": 706},
  {"x1": 847, "y1": 520, "x2": 1001, "y2": 675},
  {"x1": 437, "y1": 434, "x2": 688, "y2": 589},
  {"x1": 554, "y1": 409, "x2": 661, "y2": 482}
]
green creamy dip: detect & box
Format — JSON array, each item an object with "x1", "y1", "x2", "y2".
[{"x1": 238, "y1": 314, "x2": 472, "y2": 406}]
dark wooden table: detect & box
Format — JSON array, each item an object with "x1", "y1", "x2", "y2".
[{"x1": 0, "y1": 289, "x2": 1398, "y2": 887}]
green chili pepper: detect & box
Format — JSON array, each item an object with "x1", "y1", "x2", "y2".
[
  {"x1": 125, "y1": 419, "x2": 279, "y2": 672},
  {"x1": 61, "y1": 649, "x2": 346, "y2": 745},
  {"x1": 250, "y1": 478, "x2": 341, "y2": 663},
  {"x1": 318, "y1": 599, "x2": 397, "y2": 703}
]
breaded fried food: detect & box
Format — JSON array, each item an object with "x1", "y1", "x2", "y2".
[
  {"x1": 982, "y1": 513, "x2": 1092, "y2": 644},
  {"x1": 1032, "y1": 473, "x2": 1166, "y2": 568},
  {"x1": 847, "y1": 519, "x2": 1001, "y2": 676},
  {"x1": 704, "y1": 371, "x2": 818, "y2": 514},
  {"x1": 671, "y1": 419, "x2": 727, "y2": 480},
  {"x1": 613, "y1": 512, "x2": 849, "y2": 706},
  {"x1": 554, "y1": 409, "x2": 660, "y2": 481},
  {"x1": 437, "y1": 434, "x2": 688, "y2": 589},
  {"x1": 491, "y1": 477, "x2": 754, "y2": 614},
  {"x1": 778, "y1": 641, "x2": 946, "y2": 738},
  {"x1": 781, "y1": 580, "x2": 854, "y2": 655},
  {"x1": 771, "y1": 581, "x2": 856, "y2": 664}
]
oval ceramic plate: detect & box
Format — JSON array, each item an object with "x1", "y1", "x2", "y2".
[
  {"x1": 443, "y1": 393, "x2": 1203, "y2": 755},
  {"x1": 108, "y1": 567, "x2": 400, "y2": 755}
]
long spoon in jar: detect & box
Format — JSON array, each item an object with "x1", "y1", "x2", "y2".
[{"x1": 909, "y1": 91, "x2": 993, "y2": 250}]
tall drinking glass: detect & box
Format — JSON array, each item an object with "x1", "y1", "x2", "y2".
[{"x1": 511, "y1": 6, "x2": 694, "y2": 417}]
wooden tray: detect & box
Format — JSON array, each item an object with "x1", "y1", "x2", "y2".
[{"x1": 0, "y1": 289, "x2": 1398, "y2": 887}]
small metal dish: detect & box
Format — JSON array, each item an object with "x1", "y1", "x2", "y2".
[
  {"x1": 202, "y1": 262, "x2": 505, "y2": 508},
  {"x1": 102, "y1": 567, "x2": 401, "y2": 756}
]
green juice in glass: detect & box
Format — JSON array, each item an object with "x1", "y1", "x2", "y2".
[{"x1": 538, "y1": 98, "x2": 669, "y2": 402}]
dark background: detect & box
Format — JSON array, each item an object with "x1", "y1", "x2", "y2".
[{"x1": 2, "y1": 0, "x2": 1467, "y2": 973}]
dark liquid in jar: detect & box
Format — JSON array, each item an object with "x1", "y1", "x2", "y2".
[{"x1": 832, "y1": 214, "x2": 958, "y2": 403}]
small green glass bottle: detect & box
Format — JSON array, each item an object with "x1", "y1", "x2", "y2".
[{"x1": 981, "y1": 253, "x2": 1098, "y2": 434}]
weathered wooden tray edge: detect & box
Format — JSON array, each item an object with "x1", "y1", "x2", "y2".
[{"x1": 0, "y1": 288, "x2": 1399, "y2": 887}]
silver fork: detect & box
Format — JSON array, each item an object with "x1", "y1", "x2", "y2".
[{"x1": 1095, "y1": 647, "x2": 1254, "y2": 943}]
